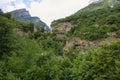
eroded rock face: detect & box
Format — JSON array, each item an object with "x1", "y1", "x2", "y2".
[
  {"x1": 63, "y1": 38, "x2": 89, "y2": 53},
  {"x1": 53, "y1": 22, "x2": 73, "y2": 32},
  {"x1": 11, "y1": 9, "x2": 30, "y2": 18},
  {"x1": 63, "y1": 36, "x2": 120, "y2": 54},
  {"x1": 52, "y1": 22, "x2": 73, "y2": 39},
  {"x1": 11, "y1": 8, "x2": 50, "y2": 31}
]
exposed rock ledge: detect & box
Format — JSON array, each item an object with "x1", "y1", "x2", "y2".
[{"x1": 52, "y1": 22, "x2": 73, "y2": 32}]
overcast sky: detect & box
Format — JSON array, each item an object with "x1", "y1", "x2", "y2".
[{"x1": 0, "y1": 0, "x2": 96, "y2": 26}]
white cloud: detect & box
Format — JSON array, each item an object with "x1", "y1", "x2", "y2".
[
  {"x1": 13, "y1": 0, "x2": 26, "y2": 10},
  {"x1": 0, "y1": 0, "x2": 90, "y2": 26},
  {"x1": 29, "y1": 0, "x2": 89, "y2": 26},
  {"x1": 0, "y1": 0, "x2": 26, "y2": 12},
  {"x1": 0, "y1": 0, "x2": 15, "y2": 3}
]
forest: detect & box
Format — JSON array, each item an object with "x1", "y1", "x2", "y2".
[{"x1": 0, "y1": 0, "x2": 120, "y2": 79}]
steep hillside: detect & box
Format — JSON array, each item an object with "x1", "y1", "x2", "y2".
[
  {"x1": 11, "y1": 8, "x2": 50, "y2": 31},
  {"x1": 51, "y1": 0, "x2": 120, "y2": 40},
  {"x1": 52, "y1": 0, "x2": 120, "y2": 27},
  {"x1": 0, "y1": 1, "x2": 120, "y2": 79},
  {"x1": 51, "y1": 0, "x2": 120, "y2": 53}
]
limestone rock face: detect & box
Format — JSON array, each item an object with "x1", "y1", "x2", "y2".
[
  {"x1": 11, "y1": 9, "x2": 30, "y2": 18},
  {"x1": 63, "y1": 38, "x2": 88, "y2": 53},
  {"x1": 53, "y1": 22, "x2": 72, "y2": 32},
  {"x1": 11, "y1": 8, "x2": 50, "y2": 31}
]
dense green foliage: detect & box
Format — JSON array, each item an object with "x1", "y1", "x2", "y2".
[
  {"x1": 0, "y1": 0, "x2": 120, "y2": 79},
  {"x1": 0, "y1": 13, "x2": 16, "y2": 56},
  {"x1": 70, "y1": 40, "x2": 120, "y2": 80},
  {"x1": 52, "y1": 0, "x2": 120, "y2": 41}
]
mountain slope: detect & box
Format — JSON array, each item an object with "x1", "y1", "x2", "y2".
[
  {"x1": 51, "y1": 0, "x2": 120, "y2": 54},
  {"x1": 51, "y1": 0, "x2": 120, "y2": 41},
  {"x1": 11, "y1": 8, "x2": 50, "y2": 31},
  {"x1": 0, "y1": 0, "x2": 120, "y2": 79}
]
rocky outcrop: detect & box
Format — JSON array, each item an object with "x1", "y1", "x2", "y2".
[
  {"x1": 63, "y1": 36, "x2": 120, "y2": 54},
  {"x1": 11, "y1": 9, "x2": 30, "y2": 19},
  {"x1": 52, "y1": 22, "x2": 73, "y2": 39},
  {"x1": 53, "y1": 22, "x2": 72, "y2": 32},
  {"x1": 11, "y1": 8, "x2": 50, "y2": 31},
  {"x1": 63, "y1": 38, "x2": 89, "y2": 53}
]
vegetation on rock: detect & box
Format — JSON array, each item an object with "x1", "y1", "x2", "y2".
[{"x1": 0, "y1": 0, "x2": 120, "y2": 79}]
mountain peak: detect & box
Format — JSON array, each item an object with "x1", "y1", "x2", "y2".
[
  {"x1": 11, "y1": 8, "x2": 31, "y2": 18},
  {"x1": 11, "y1": 8, "x2": 50, "y2": 31},
  {"x1": 12, "y1": 8, "x2": 26, "y2": 12}
]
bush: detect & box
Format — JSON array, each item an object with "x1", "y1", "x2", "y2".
[
  {"x1": 71, "y1": 40, "x2": 120, "y2": 80},
  {"x1": 0, "y1": 16, "x2": 16, "y2": 56}
]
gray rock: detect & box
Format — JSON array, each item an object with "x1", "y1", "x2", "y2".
[{"x1": 11, "y1": 8, "x2": 50, "y2": 31}]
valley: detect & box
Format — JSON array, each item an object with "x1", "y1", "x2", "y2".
[{"x1": 0, "y1": 0, "x2": 120, "y2": 80}]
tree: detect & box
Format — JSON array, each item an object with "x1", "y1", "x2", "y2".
[
  {"x1": 0, "y1": 16, "x2": 16, "y2": 57},
  {"x1": 71, "y1": 40, "x2": 120, "y2": 80}
]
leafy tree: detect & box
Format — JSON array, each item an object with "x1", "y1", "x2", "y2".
[
  {"x1": 71, "y1": 40, "x2": 120, "y2": 80},
  {"x1": 0, "y1": 15, "x2": 16, "y2": 57}
]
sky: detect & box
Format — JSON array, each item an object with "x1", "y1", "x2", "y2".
[{"x1": 0, "y1": 0, "x2": 96, "y2": 26}]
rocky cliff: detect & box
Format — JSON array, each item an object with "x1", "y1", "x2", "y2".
[{"x1": 11, "y1": 8, "x2": 50, "y2": 31}]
